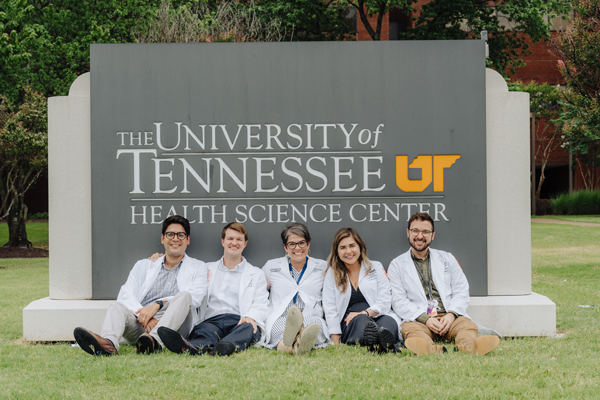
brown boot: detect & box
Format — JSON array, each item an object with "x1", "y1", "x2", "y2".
[
  {"x1": 404, "y1": 337, "x2": 445, "y2": 355},
  {"x1": 456, "y1": 336, "x2": 500, "y2": 355}
]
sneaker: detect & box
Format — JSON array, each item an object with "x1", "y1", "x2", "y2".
[
  {"x1": 136, "y1": 332, "x2": 162, "y2": 354},
  {"x1": 456, "y1": 335, "x2": 500, "y2": 355},
  {"x1": 282, "y1": 306, "x2": 304, "y2": 347},
  {"x1": 215, "y1": 341, "x2": 236, "y2": 356},
  {"x1": 157, "y1": 327, "x2": 199, "y2": 355},
  {"x1": 363, "y1": 321, "x2": 379, "y2": 352},
  {"x1": 378, "y1": 327, "x2": 396, "y2": 353},
  {"x1": 293, "y1": 323, "x2": 320, "y2": 356},
  {"x1": 73, "y1": 327, "x2": 117, "y2": 356},
  {"x1": 404, "y1": 337, "x2": 445, "y2": 355}
]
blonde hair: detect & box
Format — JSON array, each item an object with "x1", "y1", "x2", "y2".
[{"x1": 326, "y1": 228, "x2": 372, "y2": 293}]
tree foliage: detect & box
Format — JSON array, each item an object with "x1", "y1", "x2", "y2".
[
  {"x1": 135, "y1": 0, "x2": 285, "y2": 43},
  {"x1": 0, "y1": 89, "x2": 47, "y2": 247},
  {"x1": 553, "y1": 0, "x2": 600, "y2": 189},
  {"x1": 403, "y1": 0, "x2": 571, "y2": 75},
  {"x1": 254, "y1": 0, "x2": 353, "y2": 41},
  {"x1": 338, "y1": 0, "x2": 411, "y2": 40},
  {"x1": 0, "y1": 0, "x2": 160, "y2": 103}
]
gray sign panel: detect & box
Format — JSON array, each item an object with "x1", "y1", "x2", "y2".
[{"x1": 91, "y1": 41, "x2": 487, "y2": 299}]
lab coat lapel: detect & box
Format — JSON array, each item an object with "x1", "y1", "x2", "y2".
[
  {"x1": 239, "y1": 260, "x2": 253, "y2": 298},
  {"x1": 301, "y1": 257, "x2": 316, "y2": 285},
  {"x1": 430, "y1": 251, "x2": 446, "y2": 299},
  {"x1": 403, "y1": 252, "x2": 428, "y2": 302},
  {"x1": 207, "y1": 260, "x2": 219, "y2": 295}
]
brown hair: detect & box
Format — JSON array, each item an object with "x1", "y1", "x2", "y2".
[
  {"x1": 281, "y1": 222, "x2": 311, "y2": 245},
  {"x1": 407, "y1": 212, "x2": 435, "y2": 232},
  {"x1": 326, "y1": 228, "x2": 372, "y2": 293},
  {"x1": 221, "y1": 222, "x2": 248, "y2": 241}
]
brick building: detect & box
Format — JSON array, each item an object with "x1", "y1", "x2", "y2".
[{"x1": 351, "y1": 2, "x2": 595, "y2": 214}]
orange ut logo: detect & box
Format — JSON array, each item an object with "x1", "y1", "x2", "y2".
[{"x1": 396, "y1": 155, "x2": 461, "y2": 192}]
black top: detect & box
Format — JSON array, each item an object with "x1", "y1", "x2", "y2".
[{"x1": 343, "y1": 284, "x2": 370, "y2": 320}]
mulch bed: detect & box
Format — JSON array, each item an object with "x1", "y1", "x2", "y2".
[{"x1": 0, "y1": 247, "x2": 49, "y2": 258}]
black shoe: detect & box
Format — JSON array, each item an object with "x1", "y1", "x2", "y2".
[
  {"x1": 378, "y1": 327, "x2": 396, "y2": 353},
  {"x1": 157, "y1": 327, "x2": 198, "y2": 355},
  {"x1": 73, "y1": 327, "x2": 117, "y2": 356},
  {"x1": 363, "y1": 321, "x2": 379, "y2": 352},
  {"x1": 136, "y1": 333, "x2": 162, "y2": 354},
  {"x1": 215, "y1": 341, "x2": 236, "y2": 356}
]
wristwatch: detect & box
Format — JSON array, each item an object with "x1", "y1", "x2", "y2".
[
  {"x1": 361, "y1": 310, "x2": 369, "y2": 317},
  {"x1": 155, "y1": 300, "x2": 164, "y2": 310}
]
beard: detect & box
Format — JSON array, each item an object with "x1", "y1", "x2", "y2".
[{"x1": 408, "y1": 236, "x2": 431, "y2": 254}]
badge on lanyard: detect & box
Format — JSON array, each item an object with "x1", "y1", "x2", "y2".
[{"x1": 427, "y1": 299, "x2": 438, "y2": 317}]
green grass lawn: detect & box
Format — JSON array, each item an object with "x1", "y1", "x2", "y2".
[
  {"x1": 532, "y1": 214, "x2": 600, "y2": 224},
  {"x1": 1, "y1": 223, "x2": 599, "y2": 398},
  {"x1": 0, "y1": 221, "x2": 49, "y2": 249}
]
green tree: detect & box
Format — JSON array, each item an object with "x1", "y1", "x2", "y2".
[
  {"x1": 403, "y1": 0, "x2": 571, "y2": 75},
  {"x1": 255, "y1": 0, "x2": 353, "y2": 41},
  {"x1": 553, "y1": 0, "x2": 600, "y2": 189},
  {"x1": 0, "y1": 89, "x2": 47, "y2": 248},
  {"x1": 0, "y1": 0, "x2": 160, "y2": 103},
  {"x1": 338, "y1": 0, "x2": 412, "y2": 40}
]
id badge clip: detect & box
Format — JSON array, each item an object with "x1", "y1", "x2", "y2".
[{"x1": 427, "y1": 299, "x2": 438, "y2": 317}]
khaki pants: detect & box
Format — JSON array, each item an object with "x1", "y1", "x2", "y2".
[
  {"x1": 101, "y1": 291, "x2": 194, "y2": 350},
  {"x1": 401, "y1": 313, "x2": 477, "y2": 346}
]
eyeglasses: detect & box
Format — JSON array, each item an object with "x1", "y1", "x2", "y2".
[
  {"x1": 409, "y1": 228, "x2": 433, "y2": 237},
  {"x1": 164, "y1": 231, "x2": 188, "y2": 240},
  {"x1": 286, "y1": 240, "x2": 307, "y2": 249}
]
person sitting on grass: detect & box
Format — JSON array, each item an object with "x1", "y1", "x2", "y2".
[
  {"x1": 388, "y1": 212, "x2": 500, "y2": 356},
  {"x1": 73, "y1": 215, "x2": 208, "y2": 356},
  {"x1": 262, "y1": 223, "x2": 330, "y2": 355},
  {"x1": 156, "y1": 222, "x2": 270, "y2": 356},
  {"x1": 323, "y1": 227, "x2": 401, "y2": 353}
]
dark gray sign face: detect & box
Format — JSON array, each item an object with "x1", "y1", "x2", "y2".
[{"x1": 90, "y1": 42, "x2": 487, "y2": 299}]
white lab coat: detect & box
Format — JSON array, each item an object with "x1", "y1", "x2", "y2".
[
  {"x1": 322, "y1": 261, "x2": 401, "y2": 336},
  {"x1": 262, "y1": 256, "x2": 329, "y2": 344},
  {"x1": 388, "y1": 248, "x2": 470, "y2": 323},
  {"x1": 199, "y1": 258, "x2": 270, "y2": 338},
  {"x1": 116, "y1": 254, "x2": 208, "y2": 325}
]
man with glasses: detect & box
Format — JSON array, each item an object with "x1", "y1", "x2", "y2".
[
  {"x1": 73, "y1": 215, "x2": 208, "y2": 356},
  {"x1": 157, "y1": 222, "x2": 270, "y2": 356},
  {"x1": 388, "y1": 212, "x2": 499, "y2": 356}
]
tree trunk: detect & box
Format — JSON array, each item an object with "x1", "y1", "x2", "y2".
[{"x1": 4, "y1": 195, "x2": 32, "y2": 248}]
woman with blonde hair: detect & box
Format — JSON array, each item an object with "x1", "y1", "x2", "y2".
[{"x1": 323, "y1": 227, "x2": 401, "y2": 352}]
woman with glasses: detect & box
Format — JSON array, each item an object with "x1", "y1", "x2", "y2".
[
  {"x1": 322, "y1": 227, "x2": 401, "y2": 353},
  {"x1": 262, "y1": 223, "x2": 329, "y2": 355}
]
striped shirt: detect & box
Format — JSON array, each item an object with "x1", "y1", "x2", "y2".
[{"x1": 141, "y1": 259, "x2": 182, "y2": 307}]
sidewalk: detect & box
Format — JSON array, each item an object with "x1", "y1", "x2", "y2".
[{"x1": 531, "y1": 218, "x2": 600, "y2": 227}]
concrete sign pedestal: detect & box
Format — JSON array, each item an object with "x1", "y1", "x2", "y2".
[{"x1": 23, "y1": 52, "x2": 554, "y2": 341}]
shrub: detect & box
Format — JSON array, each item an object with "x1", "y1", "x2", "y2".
[
  {"x1": 549, "y1": 189, "x2": 600, "y2": 215},
  {"x1": 29, "y1": 212, "x2": 48, "y2": 220}
]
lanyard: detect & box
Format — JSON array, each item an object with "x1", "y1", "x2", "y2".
[
  {"x1": 413, "y1": 256, "x2": 433, "y2": 300},
  {"x1": 289, "y1": 257, "x2": 308, "y2": 304}
]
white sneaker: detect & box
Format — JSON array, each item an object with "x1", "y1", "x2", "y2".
[{"x1": 293, "y1": 323, "x2": 320, "y2": 356}]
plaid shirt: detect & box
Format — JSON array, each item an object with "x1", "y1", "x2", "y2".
[{"x1": 141, "y1": 260, "x2": 182, "y2": 307}]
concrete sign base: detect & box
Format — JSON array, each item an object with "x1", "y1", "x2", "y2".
[{"x1": 23, "y1": 64, "x2": 555, "y2": 341}]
